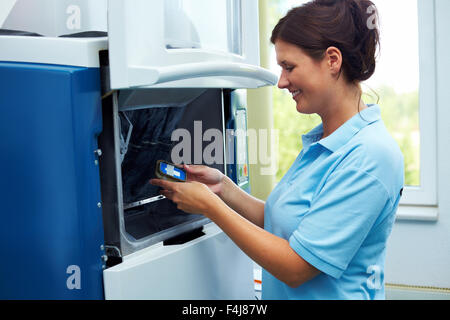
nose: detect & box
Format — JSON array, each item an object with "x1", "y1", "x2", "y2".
[{"x1": 277, "y1": 71, "x2": 289, "y2": 89}]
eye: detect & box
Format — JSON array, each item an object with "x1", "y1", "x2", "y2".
[{"x1": 284, "y1": 66, "x2": 295, "y2": 72}]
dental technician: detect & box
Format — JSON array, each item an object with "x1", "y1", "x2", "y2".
[{"x1": 151, "y1": 0, "x2": 404, "y2": 300}]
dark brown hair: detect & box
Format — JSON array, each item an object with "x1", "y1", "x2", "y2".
[{"x1": 271, "y1": 0, "x2": 380, "y2": 84}]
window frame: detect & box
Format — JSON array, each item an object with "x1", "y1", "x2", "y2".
[{"x1": 398, "y1": 0, "x2": 438, "y2": 212}]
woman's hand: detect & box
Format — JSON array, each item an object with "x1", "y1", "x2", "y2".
[
  {"x1": 149, "y1": 178, "x2": 221, "y2": 217},
  {"x1": 182, "y1": 164, "x2": 225, "y2": 196},
  {"x1": 178, "y1": 164, "x2": 265, "y2": 228}
]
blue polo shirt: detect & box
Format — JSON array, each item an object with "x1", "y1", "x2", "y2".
[{"x1": 262, "y1": 105, "x2": 404, "y2": 300}]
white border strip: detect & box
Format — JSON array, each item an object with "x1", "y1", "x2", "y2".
[
  {"x1": 0, "y1": 36, "x2": 107, "y2": 68},
  {"x1": 396, "y1": 205, "x2": 439, "y2": 222}
]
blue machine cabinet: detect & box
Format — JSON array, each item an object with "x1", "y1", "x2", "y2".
[{"x1": 0, "y1": 61, "x2": 105, "y2": 299}]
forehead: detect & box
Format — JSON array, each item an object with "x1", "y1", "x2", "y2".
[{"x1": 274, "y1": 39, "x2": 309, "y2": 65}]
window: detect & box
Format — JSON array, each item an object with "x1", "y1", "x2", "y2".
[
  {"x1": 365, "y1": 0, "x2": 437, "y2": 208},
  {"x1": 269, "y1": 0, "x2": 437, "y2": 214}
]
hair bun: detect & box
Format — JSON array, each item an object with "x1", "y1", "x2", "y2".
[
  {"x1": 271, "y1": 0, "x2": 380, "y2": 83},
  {"x1": 348, "y1": 0, "x2": 380, "y2": 81}
]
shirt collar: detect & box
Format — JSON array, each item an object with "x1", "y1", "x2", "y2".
[{"x1": 301, "y1": 104, "x2": 381, "y2": 152}]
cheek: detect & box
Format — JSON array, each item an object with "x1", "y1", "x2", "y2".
[
  {"x1": 293, "y1": 66, "x2": 320, "y2": 91},
  {"x1": 296, "y1": 74, "x2": 330, "y2": 111},
  {"x1": 305, "y1": 71, "x2": 331, "y2": 98}
]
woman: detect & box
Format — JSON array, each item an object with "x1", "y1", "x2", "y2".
[{"x1": 151, "y1": 0, "x2": 404, "y2": 300}]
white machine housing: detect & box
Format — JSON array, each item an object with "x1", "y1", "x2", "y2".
[{"x1": 108, "y1": 0, "x2": 277, "y2": 89}]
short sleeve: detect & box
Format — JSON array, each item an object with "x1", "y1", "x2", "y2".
[{"x1": 289, "y1": 167, "x2": 392, "y2": 279}]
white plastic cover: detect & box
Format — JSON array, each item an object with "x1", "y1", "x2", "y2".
[
  {"x1": 108, "y1": 0, "x2": 277, "y2": 89},
  {"x1": 103, "y1": 223, "x2": 255, "y2": 299}
]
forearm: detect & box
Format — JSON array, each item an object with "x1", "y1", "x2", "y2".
[
  {"x1": 150, "y1": 175, "x2": 319, "y2": 287},
  {"x1": 218, "y1": 176, "x2": 265, "y2": 228},
  {"x1": 206, "y1": 197, "x2": 319, "y2": 288}
]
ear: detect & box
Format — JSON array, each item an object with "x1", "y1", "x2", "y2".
[{"x1": 325, "y1": 46, "x2": 342, "y2": 77}]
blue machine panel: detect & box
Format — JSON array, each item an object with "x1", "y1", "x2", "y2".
[{"x1": 0, "y1": 62, "x2": 105, "y2": 299}]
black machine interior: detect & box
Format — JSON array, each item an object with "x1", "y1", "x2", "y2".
[{"x1": 98, "y1": 88, "x2": 226, "y2": 255}]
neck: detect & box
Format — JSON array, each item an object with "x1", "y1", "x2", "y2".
[{"x1": 319, "y1": 83, "x2": 366, "y2": 139}]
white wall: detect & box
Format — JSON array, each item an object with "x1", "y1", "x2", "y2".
[{"x1": 385, "y1": 0, "x2": 450, "y2": 290}]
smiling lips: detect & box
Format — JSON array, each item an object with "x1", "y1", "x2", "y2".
[{"x1": 291, "y1": 89, "x2": 302, "y2": 99}]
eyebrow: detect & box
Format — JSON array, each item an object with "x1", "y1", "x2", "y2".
[{"x1": 278, "y1": 60, "x2": 292, "y2": 67}]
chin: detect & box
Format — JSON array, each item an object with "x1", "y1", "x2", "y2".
[{"x1": 296, "y1": 102, "x2": 314, "y2": 115}]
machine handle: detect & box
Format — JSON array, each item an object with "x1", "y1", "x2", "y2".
[{"x1": 127, "y1": 62, "x2": 278, "y2": 88}]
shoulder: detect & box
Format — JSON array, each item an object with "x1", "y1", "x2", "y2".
[{"x1": 334, "y1": 120, "x2": 405, "y2": 200}]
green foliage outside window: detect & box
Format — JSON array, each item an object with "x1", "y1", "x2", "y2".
[{"x1": 273, "y1": 86, "x2": 420, "y2": 186}]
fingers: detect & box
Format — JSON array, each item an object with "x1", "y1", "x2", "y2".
[
  {"x1": 182, "y1": 164, "x2": 201, "y2": 182},
  {"x1": 184, "y1": 164, "x2": 211, "y2": 179},
  {"x1": 174, "y1": 163, "x2": 197, "y2": 172},
  {"x1": 157, "y1": 185, "x2": 185, "y2": 211},
  {"x1": 159, "y1": 189, "x2": 174, "y2": 200},
  {"x1": 149, "y1": 178, "x2": 178, "y2": 191},
  {"x1": 150, "y1": 179, "x2": 178, "y2": 202},
  {"x1": 183, "y1": 164, "x2": 204, "y2": 172}
]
